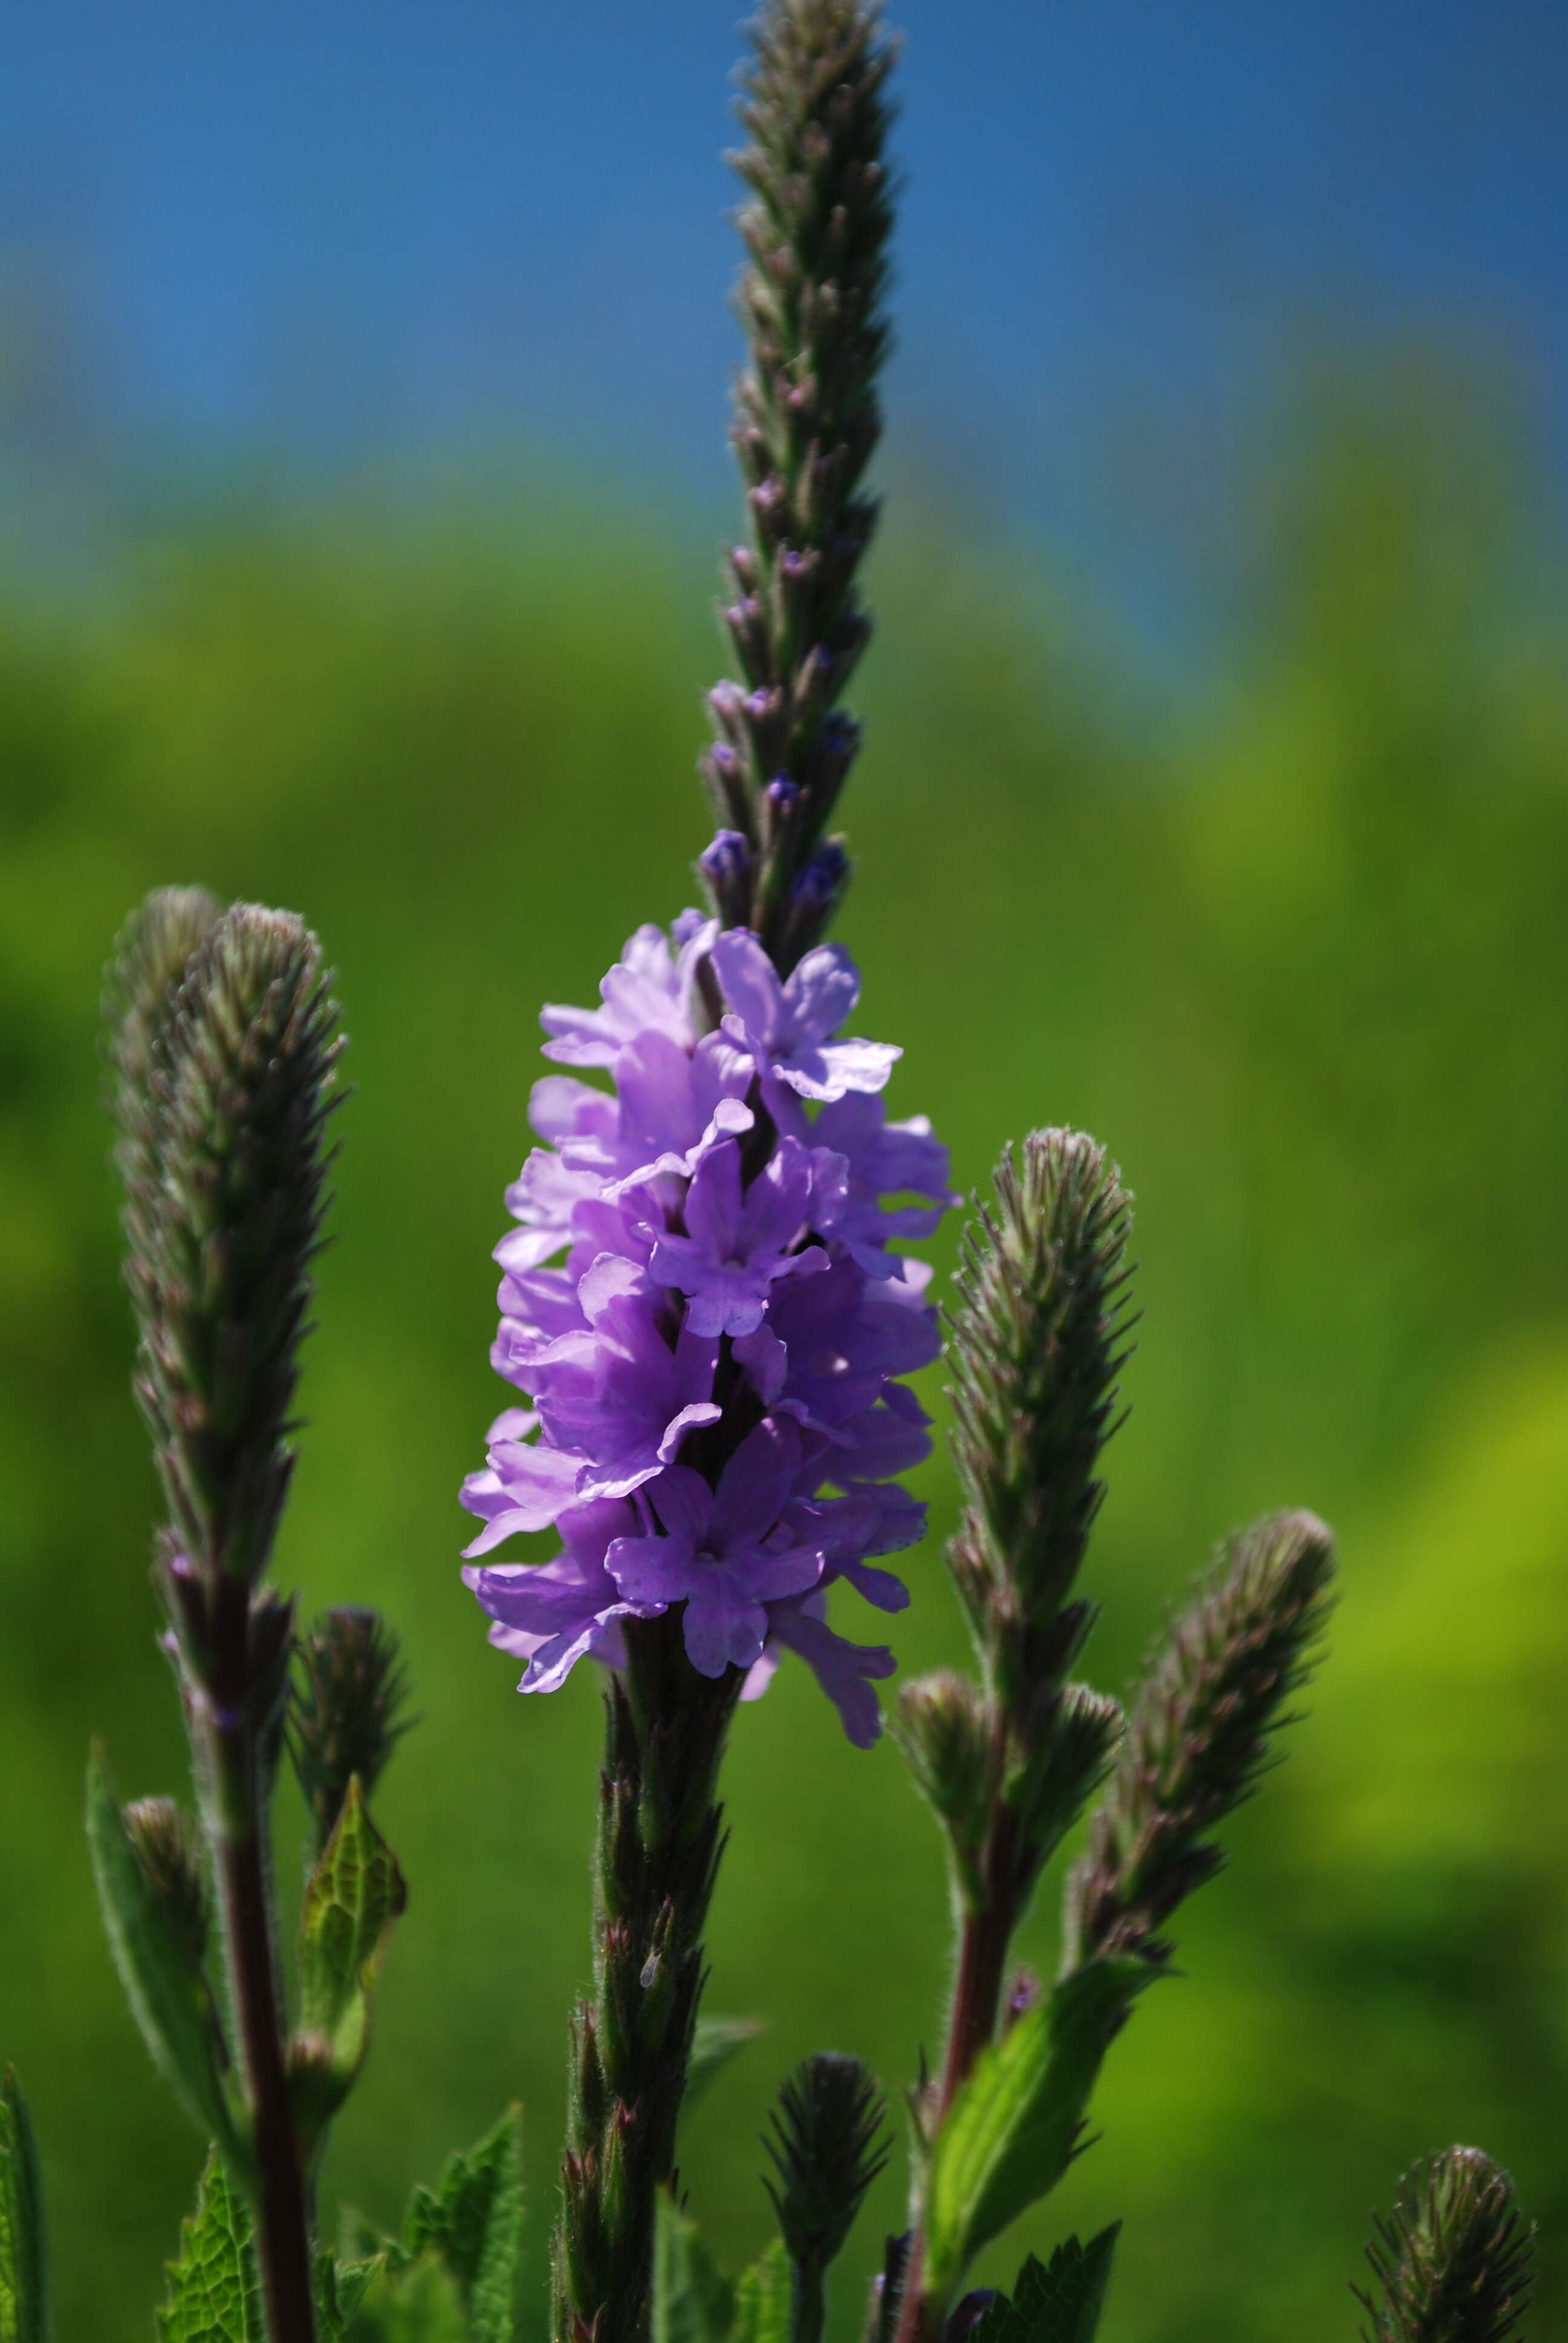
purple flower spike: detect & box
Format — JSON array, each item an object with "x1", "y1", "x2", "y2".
[
  {"x1": 648, "y1": 1135, "x2": 834, "y2": 1337},
  {"x1": 462, "y1": 909, "x2": 949, "y2": 1742},
  {"x1": 711, "y1": 929, "x2": 900, "y2": 1101},
  {"x1": 605, "y1": 1420, "x2": 823, "y2": 1675}
]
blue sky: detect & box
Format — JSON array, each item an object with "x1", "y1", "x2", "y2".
[{"x1": 5, "y1": 1, "x2": 1566, "y2": 552}]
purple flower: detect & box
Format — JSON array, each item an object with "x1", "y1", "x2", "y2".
[
  {"x1": 465, "y1": 1496, "x2": 656, "y2": 1692},
  {"x1": 529, "y1": 1285, "x2": 722, "y2": 1504},
  {"x1": 541, "y1": 919, "x2": 714, "y2": 1069},
  {"x1": 605, "y1": 1419, "x2": 823, "y2": 1675},
  {"x1": 460, "y1": 912, "x2": 949, "y2": 1745},
  {"x1": 648, "y1": 1135, "x2": 837, "y2": 1337},
  {"x1": 711, "y1": 929, "x2": 900, "y2": 1101},
  {"x1": 740, "y1": 1591, "x2": 897, "y2": 1751}
]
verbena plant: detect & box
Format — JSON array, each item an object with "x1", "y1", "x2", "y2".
[{"x1": 0, "y1": 7, "x2": 1538, "y2": 2342}]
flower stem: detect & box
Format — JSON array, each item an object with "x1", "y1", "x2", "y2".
[
  {"x1": 204, "y1": 1578, "x2": 316, "y2": 2343},
  {"x1": 555, "y1": 1613, "x2": 740, "y2": 2343}
]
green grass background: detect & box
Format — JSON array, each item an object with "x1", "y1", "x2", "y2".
[{"x1": 4, "y1": 364, "x2": 1568, "y2": 2339}]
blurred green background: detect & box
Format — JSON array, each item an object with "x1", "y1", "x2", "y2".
[{"x1": 3, "y1": 352, "x2": 1568, "y2": 2342}]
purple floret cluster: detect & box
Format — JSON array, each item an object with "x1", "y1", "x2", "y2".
[{"x1": 460, "y1": 913, "x2": 951, "y2": 1746}]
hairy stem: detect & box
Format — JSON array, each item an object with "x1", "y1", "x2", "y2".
[
  {"x1": 206, "y1": 1579, "x2": 316, "y2": 2343},
  {"x1": 554, "y1": 1613, "x2": 740, "y2": 2343}
]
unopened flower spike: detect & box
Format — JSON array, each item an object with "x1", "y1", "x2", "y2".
[
  {"x1": 701, "y1": 0, "x2": 898, "y2": 965},
  {"x1": 893, "y1": 1130, "x2": 1135, "y2": 2121},
  {"x1": 127, "y1": 903, "x2": 344, "y2": 1591},
  {"x1": 1356, "y1": 2149, "x2": 1535, "y2": 2343},
  {"x1": 1063, "y1": 1507, "x2": 1336, "y2": 1974},
  {"x1": 763, "y1": 2053, "x2": 889, "y2": 2343},
  {"x1": 289, "y1": 1608, "x2": 414, "y2": 1861}
]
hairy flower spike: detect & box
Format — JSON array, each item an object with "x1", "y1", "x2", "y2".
[
  {"x1": 103, "y1": 883, "x2": 224, "y2": 1263},
  {"x1": 947, "y1": 1130, "x2": 1134, "y2": 1703},
  {"x1": 701, "y1": 0, "x2": 898, "y2": 965},
  {"x1": 1063, "y1": 1508, "x2": 1336, "y2": 1972},
  {"x1": 763, "y1": 2052, "x2": 888, "y2": 2343},
  {"x1": 1357, "y1": 2149, "x2": 1535, "y2": 2343},
  {"x1": 289, "y1": 1608, "x2": 413, "y2": 1860},
  {"x1": 128, "y1": 905, "x2": 343, "y2": 1587}
]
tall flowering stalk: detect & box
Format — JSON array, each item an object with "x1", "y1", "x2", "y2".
[
  {"x1": 91, "y1": 893, "x2": 412, "y2": 2343},
  {"x1": 886, "y1": 1142, "x2": 1338, "y2": 2343},
  {"x1": 457, "y1": 6, "x2": 941, "y2": 2339},
  {"x1": 0, "y1": 11, "x2": 1544, "y2": 2343}
]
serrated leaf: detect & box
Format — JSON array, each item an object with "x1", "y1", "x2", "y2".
[
  {"x1": 925, "y1": 1963, "x2": 1149, "y2": 2300},
  {"x1": 0, "y1": 2070, "x2": 51, "y2": 2343},
  {"x1": 971, "y1": 2227, "x2": 1121, "y2": 2343},
  {"x1": 399, "y1": 2109, "x2": 523, "y2": 2343},
  {"x1": 728, "y1": 2238, "x2": 790, "y2": 2343},
  {"x1": 342, "y1": 2253, "x2": 468, "y2": 2343},
  {"x1": 318, "y1": 2252, "x2": 385, "y2": 2343},
  {"x1": 291, "y1": 1777, "x2": 406, "y2": 2134},
  {"x1": 653, "y1": 2192, "x2": 733, "y2": 2343},
  {"x1": 85, "y1": 1751, "x2": 246, "y2": 2175},
  {"x1": 157, "y1": 2154, "x2": 264, "y2": 2343},
  {"x1": 683, "y1": 2018, "x2": 763, "y2": 2124}
]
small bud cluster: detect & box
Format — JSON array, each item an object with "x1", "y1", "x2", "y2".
[
  {"x1": 289, "y1": 1608, "x2": 413, "y2": 1861},
  {"x1": 1063, "y1": 1509, "x2": 1335, "y2": 1973},
  {"x1": 122, "y1": 1795, "x2": 211, "y2": 1970},
  {"x1": 1357, "y1": 2148, "x2": 1534, "y2": 2343},
  {"x1": 764, "y1": 2051, "x2": 887, "y2": 2273},
  {"x1": 699, "y1": 0, "x2": 897, "y2": 966}
]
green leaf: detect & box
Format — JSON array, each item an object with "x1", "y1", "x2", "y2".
[
  {"x1": 924, "y1": 1962, "x2": 1149, "y2": 2301},
  {"x1": 0, "y1": 2069, "x2": 51, "y2": 2343},
  {"x1": 85, "y1": 1751, "x2": 246, "y2": 2175},
  {"x1": 399, "y1": 2109, "x2": 523, "y2": 2343},
  {"x1": 653, "y1": 2192, "x2": 733, "y2": 2343},
  {"x1": 157, "y1": 2154, "x2": 264, "y2": 2343},
  {"x1": 971, "y1": 2227, "x2": 1121, "y2": 2343},
  {"x1": 318, "y1": 2253, "x2": 385, "y2": 2343},
  {"x1": 683, "y1": 2017, "x2": 763, "y2": 2123},
  {"x1": 290, "y1": 1777, "x2": 407, "y2": 2138},
  {"x1": 728, "y1": 2239, "x2": 791, "y2": 2343},
  {"x1": 342, "y1": 2255, "x2": 468, "y2": 2343}
]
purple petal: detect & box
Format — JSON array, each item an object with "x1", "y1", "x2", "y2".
[
  {"x1": 681, "y1": 1581, "x2": 771, "y2": 1676},
  {"x1": 711, "y1": 929, "x2": 784, "y2": 1041},
  {"x1": 772, "y1": 1603, "x2": 895, "y2": 1748},
  {"x1": 654, "y1": 1397, "x2": 724, "y2": 1461},
  {"x1": 710, "y1": 1415, "x2": 802, "y2": 1548},
  {"x1": 782, "y1": 945, "x2": 860, "y2": 1041},
  {"x1": 644, "y1": 1466, "x2": 714, "y2": 1546},
  {"x1": 733, "y1": 1325, "x2": 788, "y2": 1404},
  {"x1": 603, "y1": 1531, "x2": 700, "y2": 1606}
]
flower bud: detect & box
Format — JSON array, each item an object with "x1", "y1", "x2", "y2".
[
  {"x1": 892, "y1": 1673, "x2": 997, "y2": 1876},
  {"x1": 288, "y1": 1606, "x2": 412, "y2": 1859},
  {"x1": 1357, "y1": 2147, "x2": 1534, "y2": 2343},
  {"x1": 763, "y1": 2053, "x2": 887, "y2": 2279},
  {"x1": 122, "y1": 1797, "x2": 210, "y2": 1970},
  {"x1": 698, "y1": 828, "x2": 751, "y2": 927}
]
